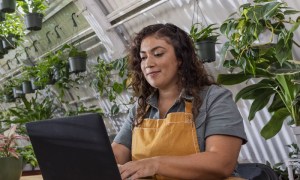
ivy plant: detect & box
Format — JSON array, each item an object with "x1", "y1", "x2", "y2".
[{"x1": 92, "y1": 56, "x2": 133, "y2": 116}]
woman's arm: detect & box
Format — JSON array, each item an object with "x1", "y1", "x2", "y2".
[
  {"x1": 112, "y1": 142, "x2": 131, "y2": 165},
  {"x1": 119, "y1": 135, "x2": 242, "y2": 180}
]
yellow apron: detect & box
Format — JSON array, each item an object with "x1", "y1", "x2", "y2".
[{"x1": 132, "y1": 101, "x2": 244, "y2": 180}]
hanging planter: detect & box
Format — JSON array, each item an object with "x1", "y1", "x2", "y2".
[
  {"x1": 30, "y1": 77, "x2": 42, "y2": 90},
  {"x1": 68, "y1": 46, "x2": 87, "y2": 73},
  {"x1": 24, "y1": 13, "x2": 44, "y2": 31},
  {"x1": 69, "y1": 57, "x2": 87, "y2": 73},
  {"x1": 194, "y1": 40, "x2": 216, "y2": 63},
  {"x1": 2, "y1": 34, "x2": 17, "y2": 50},
  {"x1": 190, "y1": 23, "x2": 219, "y2": 63},
  {"x1": 3, "y1": 93, "x2": 15, "y2": 103},
  {"x1": 22, "y1": 80, "x2": 34, "y2": 94},
  {"x1": 0, "y1": 11, "x2": 5, "y2": 21},
  {"x1": 13, "y1": 86, "x2": 24, "y2": 98},
  {"x1": 0, "y1": 0, "x2": 16, "y2": 13}
]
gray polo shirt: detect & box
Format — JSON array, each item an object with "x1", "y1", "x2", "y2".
[{"x1": 114, "y1": 85, "x2": 247, "y2": 151}]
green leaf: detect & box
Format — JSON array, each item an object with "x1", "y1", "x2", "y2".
[
  {"x1": 111, "y1": 104, "x2": 119, "y2": 115},
  {"x1": 261, "y1": 108, "x2": 289, "y2": 139},
  {"x1": 217, "y1": 73, "x2": 250, "y2": 85},
  {"x1": 112, "y1": 82, "x2": 124, "y2": 94},
  {"x1": 220, "y1": 22, "x2": 228, "y2": 35},
  {"x1": 219, "y1": 42, "x2": 230, "y2": 66},
  {"x1": 268, "y1": 61, "x2": 300, "y2": 75},
  {"x1": 262, "y1": 2, "x2": 282, "y2": 20},
  {"x1": 284, "y1": 10, "x2": 300, "y2": 15},
  {"x1": 268, "y1": 94, "x2": 285, "y2": 113},
  {"x1": 276, "y1": 75, "x2": 294, "y2": 104},
  {"x1": 275, "y1": 39, "x2": 292, "y2": 65},
  {"x1": 248, "y1": 88, "x2": 274, "y2": 120},
  {"x1": 235, "y1": 79, "x2": 275, "y2": 102}
]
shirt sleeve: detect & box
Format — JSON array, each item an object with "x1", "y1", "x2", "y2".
[
  {"x1": 113, "y1": 103, "x2": 137, "y2": 150},
  {"x1": 204, "y1": 85, "x2": 247, "y2": 144}
]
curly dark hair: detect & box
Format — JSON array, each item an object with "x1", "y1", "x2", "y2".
[{"x1": 128, "y1": 23, "x2": 215, "y2": 126}]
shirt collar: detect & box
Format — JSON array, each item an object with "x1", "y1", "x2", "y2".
[{"x1": 146, "y1": 88, "x2": 194, "y2": 108}]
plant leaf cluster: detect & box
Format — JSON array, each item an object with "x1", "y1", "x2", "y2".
[
  {"x1": 217, "y1": 0, "x2": 300, "y2": 139},
  {"x1": 0, "y1": 125, "x2": 28, "y2": 158},
  {"x1": 17, "y1": 0, "x2": 47, "y2": 14},
  {"x1": 190, "y1": 23, "x2": 220, "y2": 42},
  {"x1": 92, "y1": 56, "x2": 132, "y2": 116}
]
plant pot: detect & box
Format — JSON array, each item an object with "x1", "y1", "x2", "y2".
[
  {"x1": 0, "y1": 157, "x2": 23, "y2": 180},
  {"x1": 0, "y1": 0, "x2": 16, "y2": 13},
  {"x1": 3, "y1": 34, "x2": 17, "y2": 50},
  {"x1": 0, "y1": 11, "x2": 5, "y2": 21},
  {"x1": 69, "y1": 56, "x2": 87, "y2": 73},
  {"x1": 3, "y1": 93, "x2": 15, "y2": 102},
  {"x1": 13, "y1": 86, "x2": 24, "y2": 98},
  {"x1": 194, "y1": 40, "x2": 216, "y2": 63},
  {"x1": 22, "y1": 81, "x2": 34, "y2": 94},
  {"x1": 24, "y1": 13, "x2": 44, "y2": 31},
  {"x1": 30, "y1": 77, "x2": 43, "y2": 90}
]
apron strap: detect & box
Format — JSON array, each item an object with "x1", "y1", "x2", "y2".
[{"x1": 184, "y1": 101, "x2": 192, "y2": 114}]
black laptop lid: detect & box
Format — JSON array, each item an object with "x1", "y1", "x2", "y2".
[{"x1": 25, "y1": 113, "x2": 121, "y2": 180}]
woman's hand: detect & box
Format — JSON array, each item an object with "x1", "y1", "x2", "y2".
[{"x1": 119, "y1": 157, "x2": 159, "y2": 180}]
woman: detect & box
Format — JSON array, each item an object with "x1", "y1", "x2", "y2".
[{"x1": 112, "y1": 23, "x2": 247, "y2": 180}]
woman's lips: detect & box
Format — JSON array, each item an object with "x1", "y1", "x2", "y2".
[{"x1": 147, "y1": 71, "x2": 160, "y2": 76}]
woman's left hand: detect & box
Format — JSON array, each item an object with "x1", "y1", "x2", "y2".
[{"x1": 119, "y1": 157, "x2": 159, "y2": 180}]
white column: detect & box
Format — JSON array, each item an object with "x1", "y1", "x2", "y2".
[{"x1": 73, "y1": 0, "x2": 126, "y2": 59}]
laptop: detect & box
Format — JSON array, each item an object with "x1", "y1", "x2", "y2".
[{"x1": 25, "y1": 113, "x2": 122, "y2": 180}]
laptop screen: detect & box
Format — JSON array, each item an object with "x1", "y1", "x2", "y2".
[{"x1": 26, "y1": 113, "x2": 121, "y2": 180}]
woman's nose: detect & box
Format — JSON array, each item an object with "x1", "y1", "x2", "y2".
[{"x1": 144, "y1": 56, "x2": 154, "y2": 68}]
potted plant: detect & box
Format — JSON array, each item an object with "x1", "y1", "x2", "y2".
[
  {"x1": 4, "y1": 94, "x2": 58, "y2": 127},
  {"x1": 34, "y1": 51, "x2": 65, "y2": 87},
  {"x1": 0, "y1": 125, "x2": 27, "y2": 180},
  {"x1": 0, "y1": 0, "x2": 16, "y2": 13},
  {"x1": 22, "y1": 65, "x2": 42, "y2": 90},
  {"x1": 217, "y1": 0, "x2": 300, "y2": 140},
  {"x1": 189, "y1": 23, "x2": 219, "y2": 63},
  {"x1": 1, "y1": 13, "x2": 24, "y2": 50},
  {"x1": 21, "y1": 77, "x2": 34, "y2": 94},
  {"x1": 67, "y1": 44, "x2": 87, "y2": 73},
  {"x1": 17, "y1": 0, "x2": 47, "y2": 31},
  {"x1": 17, "y1": 145, "x2": 38, "y2": 171},
  {"x1": 1, "y1": 80, "x2": 16, "y2": 103},
  {"x1": 5, "y1": 78, "x2": 25, "y2": 99}
]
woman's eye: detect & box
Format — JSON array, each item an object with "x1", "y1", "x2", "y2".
[
  {"x1": 140, "y1": 56, "x2": 147, "y2": 61},
  {"x1": 154, "y1": 52, "x2": 163, "y2": 57}
]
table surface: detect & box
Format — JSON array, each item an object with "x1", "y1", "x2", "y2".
[{"x1": 20, "y1": 175, "x2": 43, "y2": 180}]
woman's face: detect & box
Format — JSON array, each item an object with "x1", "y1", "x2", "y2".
[{"x1": 140, "y1": 36, "x2": 180, "y2": 91}]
